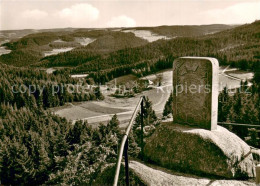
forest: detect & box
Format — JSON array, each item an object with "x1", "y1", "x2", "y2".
[
  {"x1": 0, "y1": 59, "x2": 157, "y2": 184},
  {"x1": 0, "y1": 103, "x2": 121, "y2": 185},
  {"x1": 0, "y1": 63, "x2": 103, "y2": 109},
  {"x1": 0, "y1": 85, "x2": 156, "y2": 185},
  {"x1": 217, "y1": 79, "x2": 260, "y2": 147},
  {"x1": 0, "y1": 63, "x2": 115, "y2": 184}
]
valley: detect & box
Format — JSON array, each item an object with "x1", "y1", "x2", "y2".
[
  {"x1": 0, "y1": 17, "x2": 259, "y2": 186},
  {"x1": 53, "y1": 66, "x2": 254, "y2": 126},
  {"x1": 0, "y1": 21, "x2": 259, "y2": 133}
]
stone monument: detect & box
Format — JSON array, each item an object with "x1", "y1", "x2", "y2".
[
  {"x1": 144, "y1": 59, "x2": 256, "y2": 178},
  {"x1": 172, "y1": 57, "x2": 219, "y2": 130}
]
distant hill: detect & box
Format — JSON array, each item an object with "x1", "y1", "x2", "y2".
[
  {"x1": 0, "y1": 24, "x2": 235, "y2": 42},
  {"x1": 124, "y1": 24, "x2": 238, "y2": 37},
  {"x1": 69, "y1": 20, "x2": 259, "y2": 83},
  {"x1": 0, "y1": 29, "x2": 37, "y2": 43},
  {"x1": 0, "y1": 21, "x2": 259, "y2": 82},
  {"x1": 0, "y1": 30, "x2": 148, "y2": 66},
  {"x1": 0, "y1": 23, "x2": 237, "y2": 67}
]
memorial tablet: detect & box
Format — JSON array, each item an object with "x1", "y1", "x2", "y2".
[{"x1": 172, "y1": 57, "x2": 219, "y2": 130}]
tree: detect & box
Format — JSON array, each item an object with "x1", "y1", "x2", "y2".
[
  {"x1": 218, "y1": 87, "x2": 230, "y2": 122},
  {"x1": 66, "y1": 120, "x2": 85, "y2": 145},
  {"x1": 133, "y1": 97, "x2": 158, "y2": 151},
  {"x1": 107, "y1": 114, "x2": 120, "y2": 137},
  {"x1": 94, "y1": 87, "x2": 104, "y2": 100},
  {"x1": 247, "y1": 128, "x2": 259, "y2": 147},
  {"x1": 163, "y1": 92, "x2": 173, "y2": 117}
]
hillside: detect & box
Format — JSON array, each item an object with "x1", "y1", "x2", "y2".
[
  {"x1": 0, "y1": 23, "x2": 237, "y2": 67},
  {"x1": 0, "y1": 30, "x2": 148, "y2": 66},
  {"x1": 126, "y1": 24, "x2": 238, "y2": 37},
  {"x1": 69, "y1": 21, "x2": 260, "y2": 83}
]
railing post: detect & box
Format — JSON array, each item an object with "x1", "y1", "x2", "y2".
[
  {"x1": 140, "y1": 97, "x2": 144, "y2": 160},
  {"x1": 124, "y1": 138, "x2": 130, "y2": 186},
  {"x1": 256, "y1": 164, "x2": 260, "y2": 185},
  {"x1": 113, "y1": 97, "x2": 143, "y2": 186}
]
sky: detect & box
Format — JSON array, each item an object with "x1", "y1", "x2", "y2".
[{"x1": 0, "y1": 0, "x2": 260, "y2": 30}]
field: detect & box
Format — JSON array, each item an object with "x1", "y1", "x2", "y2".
[
  {"x1": 0, "y1": 46, "x2": 11, "y2": 56},
  {"x1": 123, "y1": 29, "x2": 171, "y2": 42},
  {"x1": 108, "y1": 74, "x2": 138, "y2": 85},
  {"x1": 43, "y1": 47, "x2": 74, "y2": 56}
]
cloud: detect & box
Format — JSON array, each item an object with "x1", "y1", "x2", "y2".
[
  {"x1": 201, "y1": 2, "x2": 260, "y2": 24},
  {"x1": 107, "y1": 15, "x2": 136, "y2": 27},
  {"x1": 22, "y1": 9, "x2": 48, "y2": 20},
  {"x1": 58, "y1": 3, "x2": 99, "y2": 24},
  {"x1": 2, "y1": 3, "x2": 100, "y2": 29}
]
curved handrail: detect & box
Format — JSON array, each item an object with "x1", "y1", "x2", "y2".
[{"x1": 113, "y1": 96, "x2": 145, "y2": 186}]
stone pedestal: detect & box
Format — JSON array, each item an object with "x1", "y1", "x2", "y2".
[{"x1": 144, "y1": 122, "x2": 256, "y2": 179}]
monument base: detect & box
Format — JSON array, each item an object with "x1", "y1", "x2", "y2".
[{"x1": 144, "y1": 122, "x2": 256, "y2": 179}]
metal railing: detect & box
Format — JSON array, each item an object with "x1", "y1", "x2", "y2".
[
  {"x1": 218, "y1": 121, "x2": 260, "y2": 147},
  {"x1": 217, "y1": 122, "x2": 260, "y2": 128},
  {"x1": 113, "y1": 96, "x2": 145, "y2": 186},
  {"x1": 217, "y1": 122, "x2": 260, "y2": 136}
]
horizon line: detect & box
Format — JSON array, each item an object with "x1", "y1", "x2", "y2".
[{"x1": 0, "y1": 22, "x2": 247, "y2": 32}]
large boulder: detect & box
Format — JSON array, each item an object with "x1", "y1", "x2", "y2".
[
  {"x1": 93, "y1": 161, "x2": 255, "y2": 186},
  {"x1": 144, "y1": 122, "x2": 256, "y2": 179},
  {"x1": 129, "y1": 161, "x2": 255, "y2": 186}
]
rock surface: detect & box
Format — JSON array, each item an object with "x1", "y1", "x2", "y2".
[
  {"x1": 144, "y1": 122, "x2": 256, "y2": 178},
  {"x1": 129, "y1": 161, "x2": 255, "y2": 186}
]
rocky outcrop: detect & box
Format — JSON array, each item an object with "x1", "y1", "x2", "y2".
[
  {"x1": 129, "y1": 161, "x2": 255, "y2": 186},
  {"x1": 144, "y1": 122, "x2": 256, "y2": 179},
  {"x1": 93, "y1": 161, "x2": 255, "y2": 185}
]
